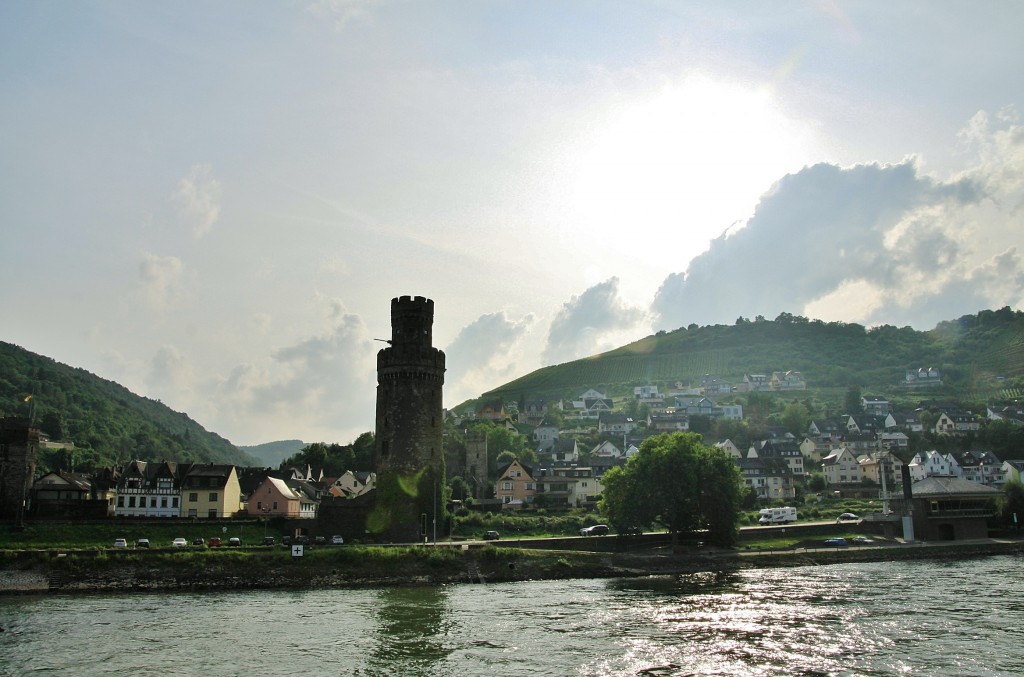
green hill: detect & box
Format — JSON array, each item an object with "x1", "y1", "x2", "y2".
[
  {"x1": 239, "y1": 439, "x2": 307, "y2": 467},
  {"x1": 0, "y1": 341, "x2": 257, "y2": 473},
  {"x1": 478, "y1": 307, "x2": 1024, "y2": 406}
]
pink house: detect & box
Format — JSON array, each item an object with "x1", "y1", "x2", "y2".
[{"x1": 247, "y1": 477, "x2": 301, "y2": 518}]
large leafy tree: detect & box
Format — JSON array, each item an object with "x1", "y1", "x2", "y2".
[
  {"x1": 600, "y1": 432, "x2": 743, "y2": 547},
  {"x1": 281, "y1": 433, "x2": 376, "y2": 475},
  {"x1": 780, "y1": 402, "x2": 811, "y2": 437}
]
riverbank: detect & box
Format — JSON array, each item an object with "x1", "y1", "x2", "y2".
[{"x1": 2, "y1": 538, "x2": 1022, "y2": 594}]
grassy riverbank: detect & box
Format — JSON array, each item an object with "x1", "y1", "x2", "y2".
[{"x1": 3, "y1": 537, "x2": 1023, "y2": 595}]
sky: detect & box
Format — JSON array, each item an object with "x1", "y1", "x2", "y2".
[{"x1": 3, "y1": 1, "x2": 1023, "y2": 447}]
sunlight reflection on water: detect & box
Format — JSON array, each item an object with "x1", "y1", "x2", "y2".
[{"x1": 0, "y1": 555, "x2": 1021, "y2": 676}]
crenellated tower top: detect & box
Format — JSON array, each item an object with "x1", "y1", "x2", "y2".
[{"x1": 390, "y1": 295, "x2": 434, "y2": 349}]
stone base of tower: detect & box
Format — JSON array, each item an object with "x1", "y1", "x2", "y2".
[{"x1": 368, "y1": 464, "x2": 445, "y2": 543}]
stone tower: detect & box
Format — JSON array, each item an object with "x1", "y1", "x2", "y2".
[
  {"x1": 465, "y1": 430, "x2": 489, "y2": 498},
  {"x1": 0, "y1": 417, "x2": 39, "y2": 522},
  {"x1": 372, "y1": 296, "x2": 446, "y2": 541}
]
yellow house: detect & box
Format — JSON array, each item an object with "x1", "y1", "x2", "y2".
[{"x1": 180, "y1": 464, "x2": 242, "y2": 519}]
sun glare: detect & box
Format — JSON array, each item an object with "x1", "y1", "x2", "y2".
[{"x1": 566, "y1": 76, "x2": 812, "y2": 271}]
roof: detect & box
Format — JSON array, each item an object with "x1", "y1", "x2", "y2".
[
  {"x1": 911, "y1": 476, "x2": 1000, "y2": 497},
  {"x1": 496, "y1": 459, "x2": 534, "y2": 478},
  {"x1": 551, "y1": 438, "x2": 578, "y2": 452},
  {"x1": 265, "y1": 476, "x2": 301, "y2": 499}
]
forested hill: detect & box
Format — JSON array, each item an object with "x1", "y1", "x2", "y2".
[
  {"x1": 480, "y1": 307, "x2": 1024, "y2": 404},
  {"x1": 239, "y1": 439, "x2": 307, "y2": 467},
  {"x1": 0, "y1": 341, "x2": 257, "y2": 472}
]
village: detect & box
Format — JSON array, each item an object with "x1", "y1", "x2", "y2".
[{"x1": 11, "y1": 364, "x2": 1024, "y2": 546}]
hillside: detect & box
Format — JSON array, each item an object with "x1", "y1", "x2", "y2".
[
  {"x1": 239, "y1": 439, "x2": 307, "y2": 468},
  {"x1": 0, "y1": 341, "x2": 257, "y2": 473},
  {"x1": 479, "y1": 308, "x2": 1024, "y2": 405}
]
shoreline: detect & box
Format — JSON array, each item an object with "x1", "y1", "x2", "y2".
[{"x1": 2, "y1": 538, "x2": 1022, "y2": 595}]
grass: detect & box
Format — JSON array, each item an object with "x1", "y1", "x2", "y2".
[
  {"x1": 0, "y1": 520, "x2": 281, "y2": 550},
  {"x1": 453, "y1": 511, "x2": 600, "y2": 539}
]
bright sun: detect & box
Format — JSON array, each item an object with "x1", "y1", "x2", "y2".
[{"x1": 565, "y1": 75, "x2": 813, "y2": 281}]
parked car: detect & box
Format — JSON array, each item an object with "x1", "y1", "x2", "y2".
[
  {"x1": 208, "y1": 537, "x2": 222, "y2": 547},
  {"x1": 192, "y1": 537, "x2": 205, "y2": 546},
  {"x1": 113, "y1": 538, "x2": 128, "y2": 548},
  {"x1": 136, "y1": 538, "x2": 150, "y2": 549},
  {"x1": 281, "y1": 535, "x2": 292, "y2": 546},
  {"x1": 482, "y1": 531, "x2": 500, "y2": 541},
  {"x1": 294, "y1": 535, "x2": 310, "y2": 545},
  {"x1": 824, "y1": 538, "x2": 848, "y2": 547},
  {"x1": 227, "y1": 537, "x2": 241, "y2": 547},
  {"x1": 314, "y1": 536, "x2": 326, "y2": 545},
  {"x1": 262, "y1": 536, "x2": 276, "y2": 546},
  {"x1": 836, "y1": 513, "x2": 860, "y2": 523},
  {"x1": 172, "y1": 538, "x2": 187, "y2": 547},
  {"x1": 330, "y1": 535, "x2": 345, "y2": 545},
  {"x1": 850, "y1": 536, "x2": 875, "y2": 545},
  {"x1": 621, "y1": 526, "x2": 644, "y2": 536},
  {"x1": 579, "y1": 524, "x2": 610, "y2": 536}
]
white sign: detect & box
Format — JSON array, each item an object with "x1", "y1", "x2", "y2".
[{"x1": 291, "y1": 545, "x2": 304, "y2": 557}]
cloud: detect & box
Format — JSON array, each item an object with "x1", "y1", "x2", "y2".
[
  {"x1": 543, "y1": 278, "x2": 648, "y2": 365},
  {"x1": 444, "y1": 311, "x2": 535, "y2": 405},
  {"x1": 303, "y1": 0, "x2": 377, "y2": 31},
  {"x1": 138, "y1": 252, "x2": 184, "y2": 310},
  {"x1": 146, "y1": 344, "x2": 194, "y2": 402},
  {"x1": 205, "y1": 305, "x2": 378, "y2": 445},
  {"x1": 651, "y1": 111, "x2": 1024, "y2": 330},
  {"x1": 173, "y1": 164, "x2": 222, "y2": 238}
]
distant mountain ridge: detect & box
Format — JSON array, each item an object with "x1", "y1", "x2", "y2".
[
  {"x1": 239, "y1": 439, "x2": 306, "y2": 467},
  {"x1": 0, "y1": 341, "x2": 258, "y2": 473},
  {"x1": 477, "y1": 307, "x2": 1024, "y2": 405}
]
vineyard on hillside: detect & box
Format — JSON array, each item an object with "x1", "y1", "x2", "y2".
[{"x1": 477, "y1": 308, "x2": 1024, "y2": 406}]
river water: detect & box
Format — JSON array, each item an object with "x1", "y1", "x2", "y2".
[{"x1": 1, "y1": 554, "x2": 1022, "y2": 676}]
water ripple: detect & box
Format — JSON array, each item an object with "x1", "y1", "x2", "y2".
[{"x1": 1, "y1": 555, "x2": 1022, "y2": 676}]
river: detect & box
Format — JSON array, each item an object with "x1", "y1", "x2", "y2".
[{"x1": 1, "y1": 554, "x2": 1021, "y2": 676}]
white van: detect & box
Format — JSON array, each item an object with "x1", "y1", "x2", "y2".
[{"x1": 758, "y1": 506, "x2": 798, "y2": 524}]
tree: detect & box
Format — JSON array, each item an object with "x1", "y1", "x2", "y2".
[
  {"x1": 807, "y1": 473, "x2": 827, "y2": 493},
  {"x1": 496, "y1": 450, "x2": 517, "y2": 468},
  {"x1": 1001, "y1": 480, "x2": 1024, "y2": 529},
  {"x1": 600, "y1": 432, "x2": 742, "y2": 547},
  {"x1": 711, "y1": 418, "x2": 750, "y2": 451},
  {"x1": 744, "y1": 392, "x2": 775, "y2": 423},
  {"x1": 478, "y1": 423, "x2": 532, "y2": 475},
  {"x1": 844, "y1": 385, "x2": 863, "y2": 415},
  {"x1": 448, "y1": 475, "x2": 472, "y2": 503},
  {"x1": 40, "y1": 411, "x2": 65, "y2": 440},
  {"x1": 688, "y1": 414, "x2": 713, "y2": 437},
  {"x1": 781, "y1": 402, "x2": 811, "y2": 437}
]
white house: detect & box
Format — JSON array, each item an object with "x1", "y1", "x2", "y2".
[
  {"x1": 634, "y1": 385, "x2": 660, "y2": 399},
  {"x1": 714, "y1": 439, "x2": 743, "y2": 458},
  {"x1": 597, "y1": 413, "x2": 637, "y2": 436},
  {"x1": 1001, "y1": 460, "x2": 1024, "y2": 484},
  {"x1": 908, "y1": 450, "x2": 961, "y2": 481},
  {"x1": 590, "y1": 440, "x2": 623, "y2": 458},
  {"x1": 821, "y1": 447, "x2": 861, "y2": 485},
  {"x1": 328, "y1": 470, "x2": 376, "y2": 499},
  {"x1": 533, "y1": 418, "x2": 560, "y2": 451}
]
